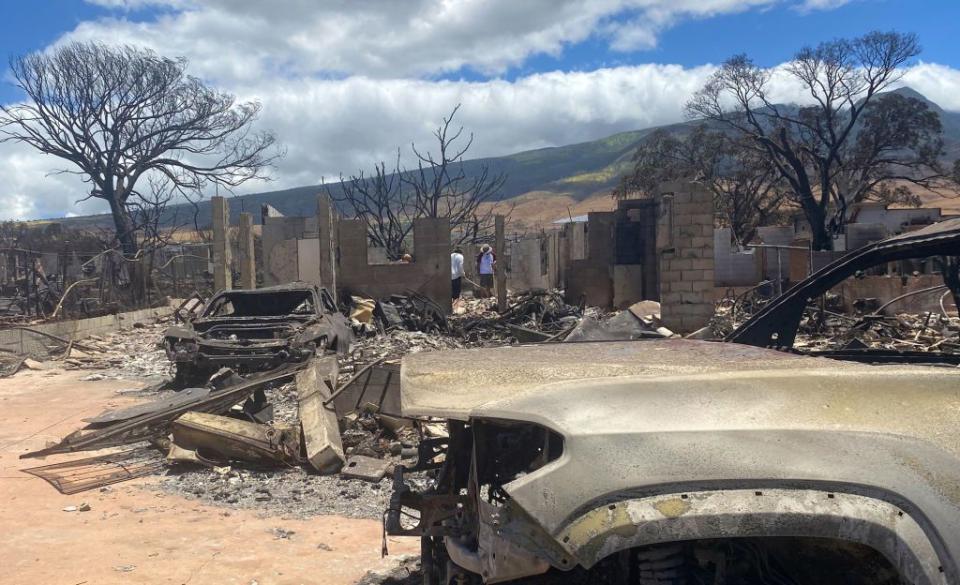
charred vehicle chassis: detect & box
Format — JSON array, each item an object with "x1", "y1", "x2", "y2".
[
  {"x1": 389, "y1": 219, "x2": 960, "y2": 585},
  {"x1": 164, "y1": 283, "x2": 351, "y2": 383}
]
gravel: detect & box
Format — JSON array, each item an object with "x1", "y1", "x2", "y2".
[{"x1": 154, "y1": 465, "x2": 434, "y2": 521}]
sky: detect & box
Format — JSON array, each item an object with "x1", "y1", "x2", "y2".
[{"x1": 1, "y1": 0, "x2": 959, "y2": 220}]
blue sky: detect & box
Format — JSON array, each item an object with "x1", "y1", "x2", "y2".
[
  {"x1": 3, "y1": 0, "x2": 958, "y2": 95},
  {"x1": 1, "y1": 0, "x2": 959, "y2": 219}
]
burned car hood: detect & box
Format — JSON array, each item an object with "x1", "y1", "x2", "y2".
[
  {"x1": 402, "y1": 339, "x2": 960, "y2": 580},
  {"x1": 400, "y1": 339, "x2": 877, "y2": 420}
]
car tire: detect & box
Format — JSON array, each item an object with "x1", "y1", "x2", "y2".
[{"x1": 635, "y1": 544, "x2": 689, "y2": 585}]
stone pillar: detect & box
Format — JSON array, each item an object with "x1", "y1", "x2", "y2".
[
  {"x1": 495, "y1": 215, "x2": 508, "y2": 312},
  {"x1": 237, "y1": 212, "x2": 256, "y2": 289},
  {"x1": 316, "y1": 193, "x2": 338, "y2": 302},
  {"x1": 656, "y1": 182, "x2": 715, "y2": 334},
  {"x1": 211, "y1": 196, "x2": 232, "y2": 291}
]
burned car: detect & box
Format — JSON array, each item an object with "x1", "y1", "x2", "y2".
[
  {"x1": 388, "y1": 219, "x2": 960, "y2": 584},
  {"x1": 164, "y1": 283, "x2": 351, "y2": 384}
]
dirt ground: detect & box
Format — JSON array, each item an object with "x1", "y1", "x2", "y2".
[{"x1": 0, "y1": 367, "x2": 418, "y2": 585}]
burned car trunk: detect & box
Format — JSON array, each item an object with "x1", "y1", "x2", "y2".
[
  {"x1": 388, "y1": 220, "x2": 960, "y2": 585},
  {"x1": 164, "y1": 283, "x2": 351, "y2": 383}
]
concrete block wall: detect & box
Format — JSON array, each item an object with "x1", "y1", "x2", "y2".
[
  {"x1": 836, "y1": 274, "x2": 958, "y2": 315},
  {"x1": 615, "y1": 198, "x2": 659, "y2": 302},
  {"x1": 507, "y1": 237, "x2": 548, "y2": 291},
  {"x1": 337, "y1": 217, "x2": 452, "y2": 313},
  {"x1": 211, "y1": 196, "x2": 232, "y2": 291},
  {"x1": 261, "y1": 215, "x2": 317, "y2": 286},
  {"x1": 657, "y1": 182, "x2": 715, "y2": 334},
  {"x1": 316, "y1": 194, "x2": 338, "y2": 299},
  {"x1": 845, "y1": 223, "x2": 888, "y2": 251},
  {"x1": 854, "y1": 204, "x2": 942, "y2": 234}
]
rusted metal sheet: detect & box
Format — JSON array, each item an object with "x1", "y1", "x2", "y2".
[
  {"x1": 21, "y1": 447, "x2": 164, "y2": 495},
  {"x1": 84, "y1": 387, "x2": 211, "y2": 426},
  {"x1": 171, "y1": 412, "x2": 300, "y2": 465}
]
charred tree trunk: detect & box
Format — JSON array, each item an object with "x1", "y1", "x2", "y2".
[
  {"x1": 107, "y1": 196, "x2": 138, "y2": 257},
  {"x1": 106, "y1": 194, "x2": 145, "y2": 303}
]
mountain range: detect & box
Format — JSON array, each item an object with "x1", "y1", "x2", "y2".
[{"x1": 55, "y1": 87, "x2": 960, "y2": 230}]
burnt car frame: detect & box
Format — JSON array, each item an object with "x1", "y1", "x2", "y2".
[
  {"x1": 389, "y1": 219, "x2": 960, "y2": 585},
  {"x1": 164, "y1": 282, "x2": 351, "y2": 383}
]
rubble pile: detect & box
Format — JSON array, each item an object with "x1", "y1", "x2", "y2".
[
  {"x1": 796, "y1": 311, "x2": 960, "y2": 353},
  {"x1": 712, "y1": 285, "x2": 960, "y2": 353},
  {"x1": 345, "y1": 330, "x2": 465, "y2": 369},
  {"x1": 68, "y1": 322, "x2": 172, "y2": 380},
  {"x1": 0, "y1": 318, "x2": 173, "y2": 379},
  {"x1": 17, "y1": 287, "x2": 669, "y2": 520},
  {"x1": 453, "y1": 289, "x2": 583, "y2": 344}
]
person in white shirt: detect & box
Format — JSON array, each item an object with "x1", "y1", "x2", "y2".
[
  {"x1": 476, "y1": 244, "x2": 496, "y2": 298},
  {"x1": 450, "y1": 247, "x2": 464, "y2": 300}
]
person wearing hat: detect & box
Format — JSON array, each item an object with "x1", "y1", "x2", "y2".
[{"x1": 476, "y1": 244, "x2": 496, "y2": 298}]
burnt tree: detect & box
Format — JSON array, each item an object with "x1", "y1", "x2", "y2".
[
  {"x1": 615, "y1": 125, "x2": 787, "y2": 245},
  {"x1": 0, "y1": 42, "x2": 280, "y2": 258},
  {"x1": 332, "y1": 105, "x2": 507, "y2": 258},
  {"x1": 686, "y1": 31, "x2": 954, "y2": 250}
]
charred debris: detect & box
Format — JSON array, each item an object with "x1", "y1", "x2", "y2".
[
  {"x1": 19, "y1": 284, "x2": 671, "y2": 498},
  {"x1": 18, "y1": 256, "x2": 960, "y2": 500}
]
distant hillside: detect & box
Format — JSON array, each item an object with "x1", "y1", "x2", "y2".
[{"x1": 56, "y1": 87, "x2": 960, "y2": 229}]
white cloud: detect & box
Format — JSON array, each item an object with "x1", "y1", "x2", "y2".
[
  {"x1": 795, "y1": 0, "x2": 855, "y2": 11},
  {"x1": 900, "y1": 62, "x2": 960, "y2": 112},
  {"x1": 1, "y1": 63, "x2": 721, "y2": 220},
  {"x1": 63, "y1": 0, "x2": 843, "y2": 83},
  {"x1": 606, "y1": 0, "x2": 779, "y2": 51},
  {"x1": 0, "y1": 142, "x2": 110, "y2": 220}
]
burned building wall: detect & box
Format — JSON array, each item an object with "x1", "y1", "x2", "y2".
[
  {"x1": 261, "y1": 215, "x2": 318, "y2": 286},
  {"x1": 565, "y1": 212, "x2": 615, "y2": 307},
  {"x1": 506, "y1": 237, "x2": 553, "y2": 291},
  {"x1": 211, "y1": 196, "x2": 232, "y2": 291},
  {"x1": 657, "y1": 182, "x2": 715, "y2": 334},
  {"x1": 337, "y1": 217, "x2": 452, "y2": 313},
  {"x1": 563, "y1": 199, "x2": 658, "y2": 309}
]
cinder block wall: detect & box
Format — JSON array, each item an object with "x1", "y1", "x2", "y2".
[
  {"x1": 657, "y1": 182, "x2": 715, "y2": 334},
  {"x1": 261, "y1": 216, "x2": 314, "y2": 286},
  {"x1": 337, "y1": 218, "x2": 452, "y2": 313}
]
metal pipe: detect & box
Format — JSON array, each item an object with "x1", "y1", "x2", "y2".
[
  {"x1": 871, "y1": 285, "x2": 948, "y2": 315},
  {"x1": 322, "y1": 357, "x2": 387, "y2": 407}
]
